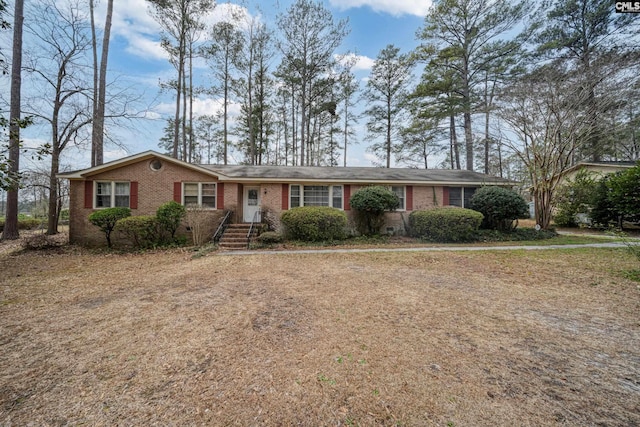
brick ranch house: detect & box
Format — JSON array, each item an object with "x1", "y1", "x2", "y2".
[{"x1": 58, "y1": 150, "x2": 516, "y2": 246}]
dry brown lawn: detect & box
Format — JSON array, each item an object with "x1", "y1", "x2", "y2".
[{"x1": 1, "y1": 240, "x2": 639, "y2": 426}]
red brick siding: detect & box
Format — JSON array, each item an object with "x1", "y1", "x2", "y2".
[{"x1": 70, "y1": 158, "x2": 221, "y2": 246}]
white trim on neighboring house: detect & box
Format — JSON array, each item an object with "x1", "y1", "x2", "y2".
[{"x1": 559, "y1": 161, "x2": 637, "y2": 179}]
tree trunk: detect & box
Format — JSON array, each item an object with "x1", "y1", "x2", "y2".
[
  {"x1": 386, "y1": 98, "x2": 392, "y2": 168},
  {"x1": 47, "y1": 146, "x2": 60, "y2": 235},
  {"x1": 188, "y1": 39, "x2": 194, "y2": 162},
  {"x1": 300, "y1": 79, "x2": 306, "y2": 166},
  {"x1": 463, "y1": 109, "x2": 473, "y2": 171},
  {"x1": 3, "y1": 0, "x2": 25, "y2": 241},
  {"x1": 247, "y1": 44, "x2": 255, "y2": 165},
  {"x1": 94, "y1": 0, "x2": 113, "y2": 166},
  {"x1": 181, "y1": 55, "x2": 188, "y2": 161},
  {"x1": 172, "y1": 47, "x2": 184, "y2": 159},
  {"x1": 89, "y1": 0, "x2": 98, "y2": 167},
  {"x1": 450, "y1": 113, "x2": 461, "y2": 170},
  {"x1": 343, "y1": 98, "x2": 348, "y2": 167},
  {"x1": 223, "y1": 56, "x2": 229, "y2": 165}
]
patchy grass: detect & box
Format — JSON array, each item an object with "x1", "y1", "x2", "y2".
[{"x1": 0, "y1": 244, "x2": 639, "y2": 426}]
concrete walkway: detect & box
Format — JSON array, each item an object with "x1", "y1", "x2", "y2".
[{"x1": 218, "y1": 241, "x2": 631, "y2": 256}]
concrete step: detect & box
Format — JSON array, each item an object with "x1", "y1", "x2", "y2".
[{"x1": 217, "y1": 223, "x2": 258, "y2": 250}]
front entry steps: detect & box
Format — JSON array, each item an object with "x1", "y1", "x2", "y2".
[{"x1": 218, "y1": 223, "x2": 258, "y2": 250}]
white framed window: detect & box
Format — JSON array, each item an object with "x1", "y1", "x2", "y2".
[
  {"x1": 391, "y1": 186, "x2": 405, "y2": 210},
  {"x1": 290, "y1": 184, "x2": 343, "y2": 209},
  {"x1": 449, "y1": 187, "x2": 478, "y2": 208},
  {"x1": 183, "y1": 182, "x2": 217, "y2": 208},
  {"x1": 95, "y1": 181, "x2": 130, "y2": 208}
]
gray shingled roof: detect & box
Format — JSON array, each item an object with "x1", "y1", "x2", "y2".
[
  {"x1": 201, "y1": 164, "x2": 514, "y2": 185},
  {"x1": 56, "y1": 150, "x2": 516, "y2": 185}
]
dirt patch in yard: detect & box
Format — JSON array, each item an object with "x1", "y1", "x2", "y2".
[{"x1": 0, "y1": 243, "x2": 639, "y2": 426}]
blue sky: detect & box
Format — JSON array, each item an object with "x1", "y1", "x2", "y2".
[{"x1": 30, "y1": 0, "x2": 433, "y2": 169}]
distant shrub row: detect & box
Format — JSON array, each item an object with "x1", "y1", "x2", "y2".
[{"x1": 0, "y1": 217, "x2": 44, "y2": 233}]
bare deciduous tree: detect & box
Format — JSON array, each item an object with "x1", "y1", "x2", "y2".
[{"x1": 499, "y1": 64, "x2": 593, "y2": 229}]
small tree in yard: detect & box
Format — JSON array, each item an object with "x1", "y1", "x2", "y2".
[
  {"x1": 552, "y1": 169, "x2": 598, "y2": 227},
  {"x1": 88, "y1": 207, "x2": 130, "y2": 248},
  {"x1": 469, "y1": 186, "x2": 529, "y2": 231},
  {"x1": 185, "y1": 205, "x2": 212, "y2": 246},
  {"x1": 349, "y1": 186, "x2": 399, "y2": 236},
  {"x1": 156, "y1": 201, "x2": 186, "y2": 240}
]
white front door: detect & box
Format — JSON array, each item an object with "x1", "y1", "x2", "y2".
[{"x1": 243, "y1": 186, "x2": 261, "y2": 222}]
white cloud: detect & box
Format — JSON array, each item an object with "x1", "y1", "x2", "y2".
[
  {"x1": 154, "y1": 97, "x2": 241, "y2": 119},
  {"x1": 336, "y1": 53, "x2": 376, "y2": 72},
  {"x1": 107, "y1": 0, "x2": 257, "y2": 63},
  {"x1": 329, "y1": 0, "x2": 431, "y2": 17},
  {"x1": 125, "y1": 35, "x2": 167, "y2": 61},
  {"x1": 207, "y1": 3, "x2": 255, "y2": 28}
]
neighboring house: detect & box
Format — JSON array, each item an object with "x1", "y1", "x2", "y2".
[
  {"x1": 558, "y1": 161, "x2": 637, "y2": 185},
  {"x1": 58, "y1": 150, "x2": 516, "y2": 246},
  {"x1": 554, "y1": 160, "x2": 638, "y2": 225}
]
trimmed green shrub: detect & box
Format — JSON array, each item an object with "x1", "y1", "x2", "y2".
[
  {"x1": 115, "y1": 215, "x2": 161, "y2": 249},
  {"x1": 156, "y1": 201, "x2": 186, "y2": 240},
  {"x1": 281, "y1": 206, "x2": 347, "y2": 241},
  {"x1": 469, "y1": 186, "x2": 529, "y2": 231},
  {"x1": 88, "y1": 207, "x2": 131, "y2": 248},
  {"x1": 256, "y1": 231, "x2": 284, "y2": 245},
  {"x1": 349, "y1": 186, "x2": 400, "y2": 235},
  {"x1": 409, "y1": 207, "x2": 483, "y2": 242}
]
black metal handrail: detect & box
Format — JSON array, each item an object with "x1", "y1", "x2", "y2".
[
  {"x1": 213, "y1": 210, "x2": 232, "y2": 243},
  {"x1": 247, "y1": 209, "x2": 261, "y2": 248}
]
